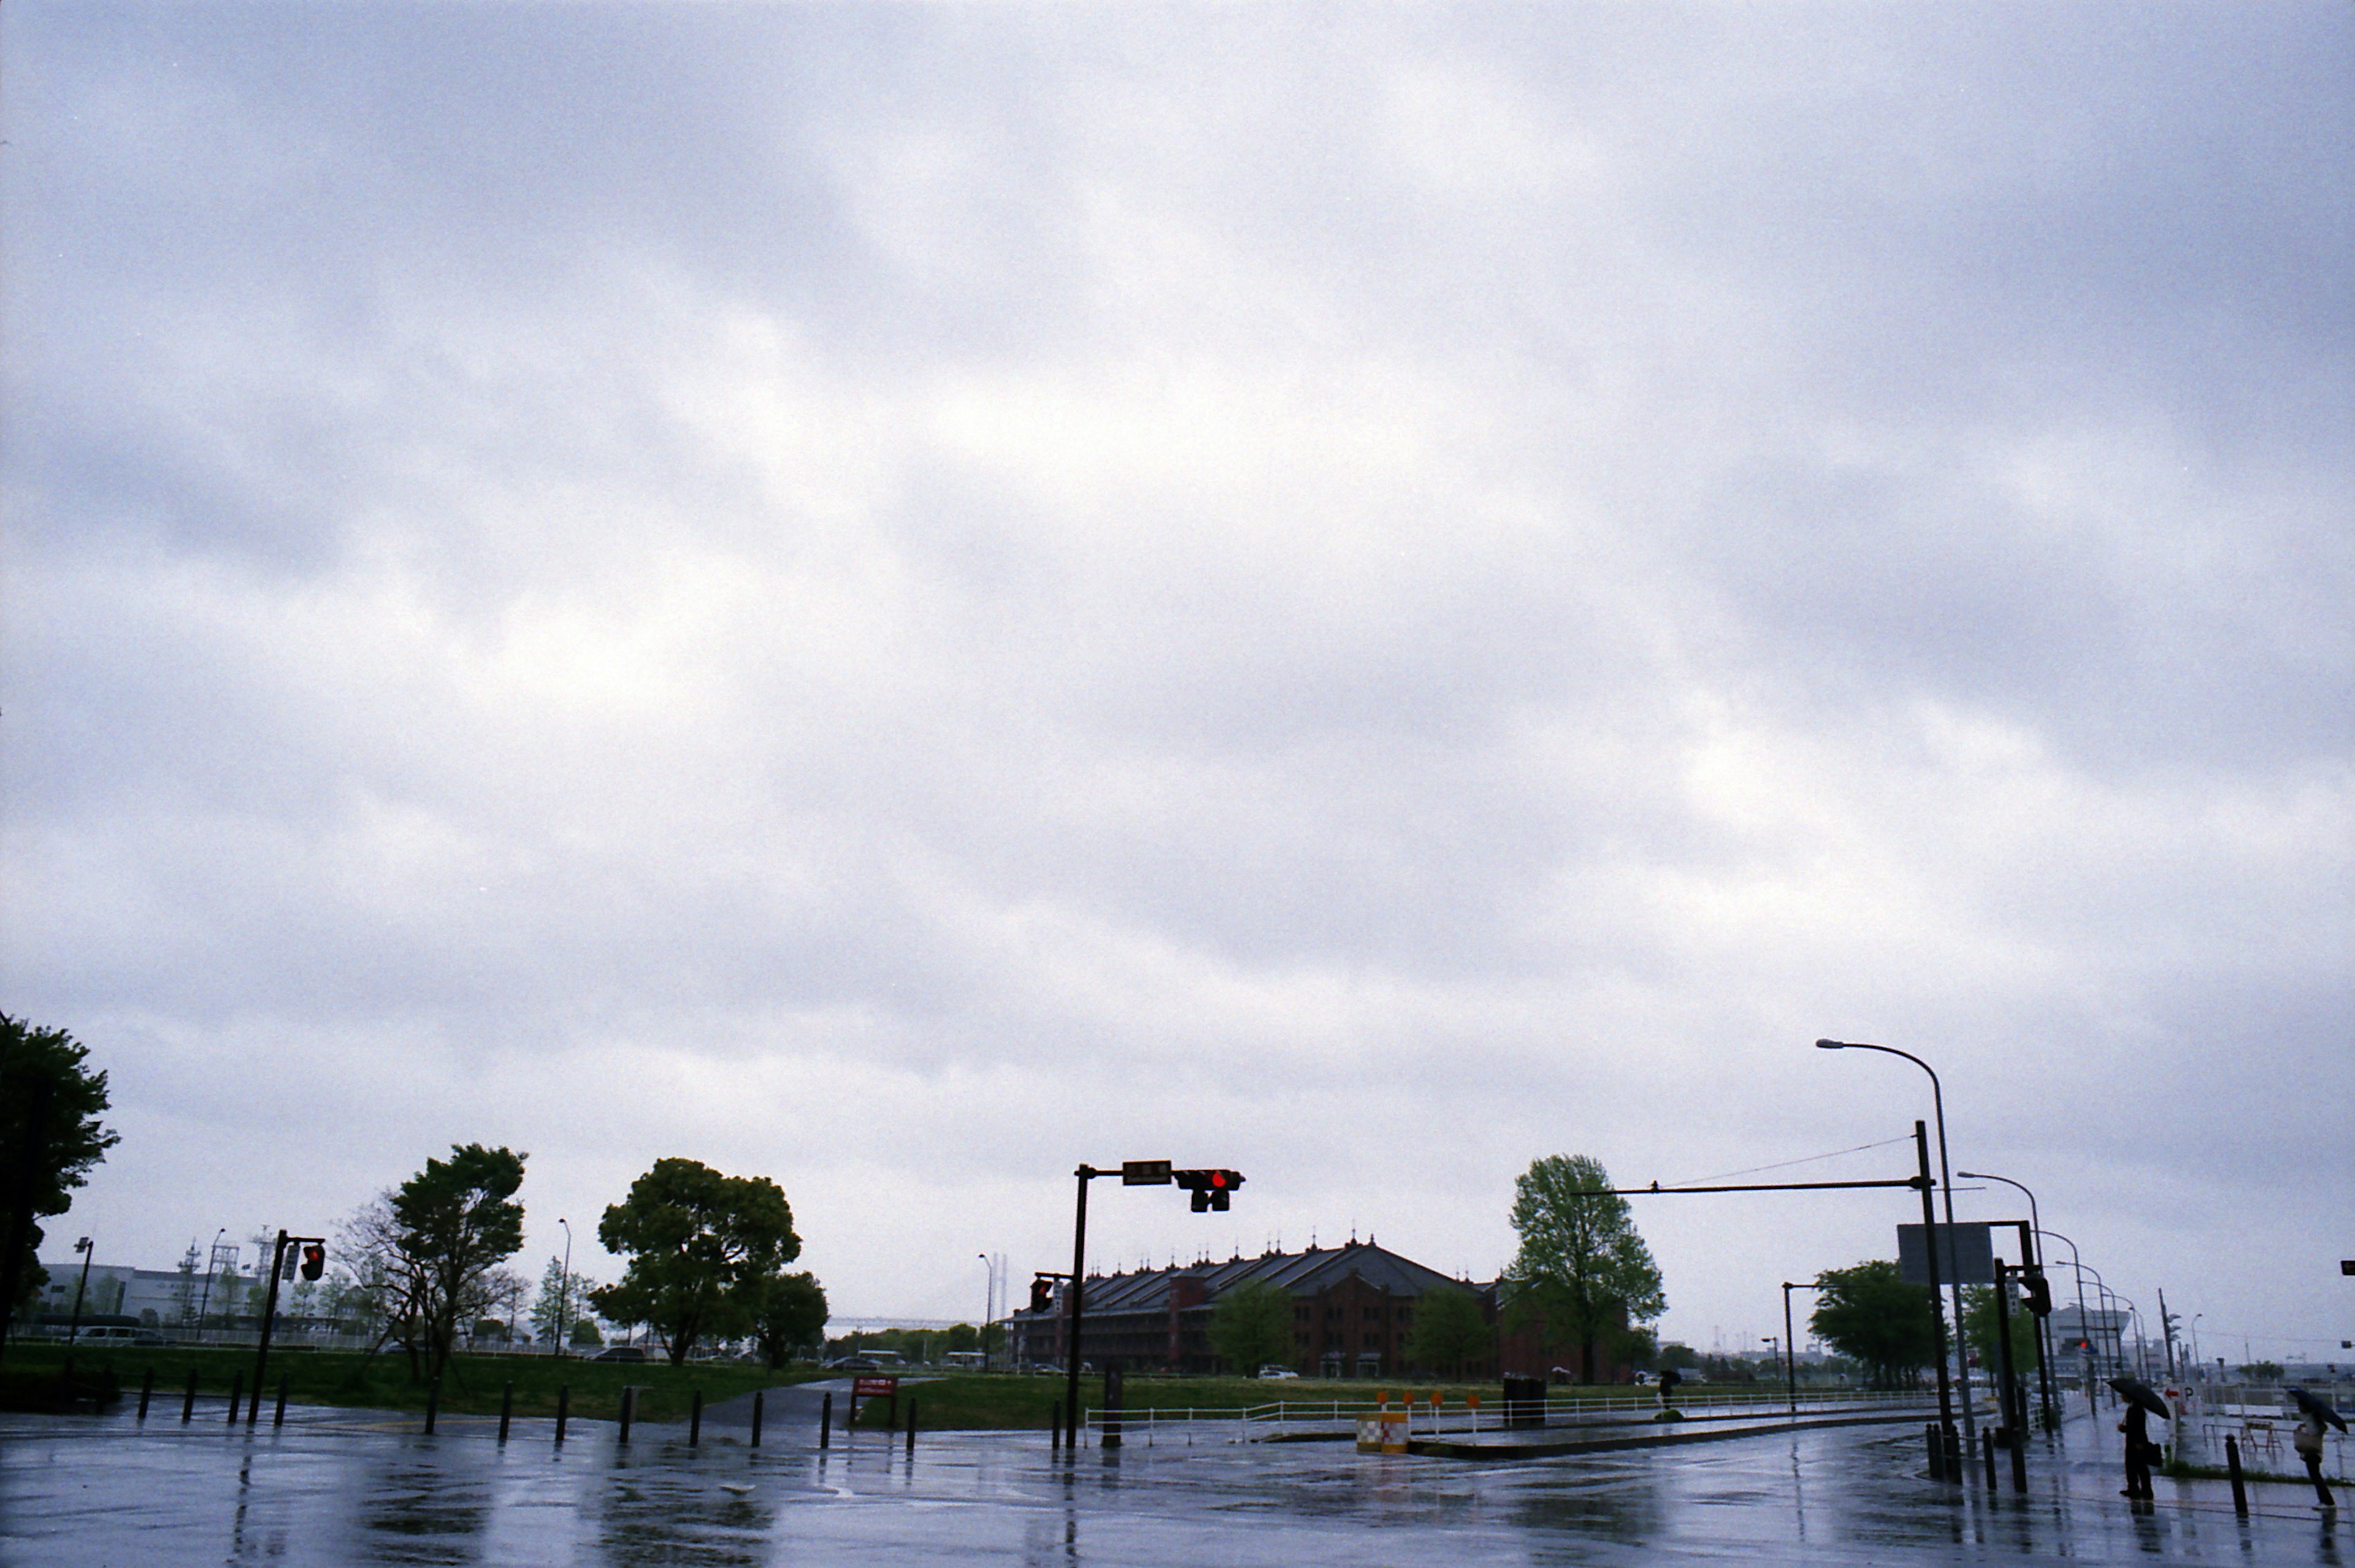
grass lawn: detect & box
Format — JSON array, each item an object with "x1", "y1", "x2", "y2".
[{"x1": 0, "y1": 1342, "x2": 825, "y2": 1423}]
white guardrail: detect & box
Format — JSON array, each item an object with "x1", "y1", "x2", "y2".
[{"x1": 1084, "y1": 1387, "x2": 1939, "y2": 1445}]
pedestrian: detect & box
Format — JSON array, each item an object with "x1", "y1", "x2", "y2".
[
  {"x1": 2118, "y1": 1402, "x2": 2156, "y2": 1499},
  {"x1": 2296, "y1": 1409, "x2": 2337, "y2": 1509}
]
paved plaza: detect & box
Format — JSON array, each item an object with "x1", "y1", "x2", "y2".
[{"x1": 1, "y1": 1386, "x2": 2344, "y2": 1566}]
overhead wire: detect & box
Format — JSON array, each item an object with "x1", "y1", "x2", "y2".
[{"x1": 1658, "y1": 1134, "x2": 1915, "y2": 1190}]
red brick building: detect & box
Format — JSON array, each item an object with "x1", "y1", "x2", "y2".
[{"x1": 1005, "y1": 1239, "x2": 1628, "y2": 1381}]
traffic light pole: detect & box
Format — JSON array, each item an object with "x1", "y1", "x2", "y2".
[
  {"x1": 1063, "y1": 1165, "x2": 1097, "y2": 1448},
  {"x1": 249, "y1": 1231, "x2": 325, "y2": 1425},
  {"x1": 250, "y1": 1230, "x2": 289, "y2": 1425},
  {"x1": 1913, "y1": 1122, "x2": 1958, "y2": 1462}
]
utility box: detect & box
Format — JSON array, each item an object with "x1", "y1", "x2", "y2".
[{"x1": 1501, "y1": 1375, "x2": 1547, "y2": 1428}]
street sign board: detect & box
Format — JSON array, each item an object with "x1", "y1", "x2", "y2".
[
  {"x1": 1122, "y1": 1161, "x2": 1173, "y2": 1185},
  {"x1": 1897, "y1": 1222, "x2": 1996, "y2": 1286}
]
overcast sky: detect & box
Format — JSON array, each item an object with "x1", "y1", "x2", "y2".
[{"x1": 5, "y1": 3, "x2": 2348, "y2": 1362}]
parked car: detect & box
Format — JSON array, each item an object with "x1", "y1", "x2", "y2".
[
  {"x1": 591, "y1": 1345, "x2": 650, "y2": 1363},
  {"x1": 1257, "y1": 1366, "x2": 1300, "y2": 1380},
  {"x1": 825, "y1": 1355, "x2": 880, "y2": 1371}
]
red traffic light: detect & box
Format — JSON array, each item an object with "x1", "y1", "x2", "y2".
[
  {"x1": 1174, "y1": 1168, "x2": 1245, "y2": 1211},
  {"x1": 299, "y1": 1244, "x2": 327, "y2": 1283}
]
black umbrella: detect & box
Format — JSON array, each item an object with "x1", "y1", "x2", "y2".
[
  {"x1": 2108, "y1": 1377, "x2": 2171, "y2": 1421},
  {"x1": 2289, "y1": 1388, "x2": 2349, "y2": 1433}
]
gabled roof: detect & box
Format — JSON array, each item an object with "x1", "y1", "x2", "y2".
[{"x1": 1012, "y1": 1239, "x2": 1479, "y2": 1320}]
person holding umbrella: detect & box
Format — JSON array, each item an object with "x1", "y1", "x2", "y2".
[
  {"x1": 2289, "y1": 1388, "x2": 2346, "y2": 1510},
  {"x1": 2110, "y1": 1377, "x2": 2169, "y2": 1500}
]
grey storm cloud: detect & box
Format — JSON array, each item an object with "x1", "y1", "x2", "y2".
[{"x1": 3, "y1": 2, "x2": 2347, "y2": 1349}]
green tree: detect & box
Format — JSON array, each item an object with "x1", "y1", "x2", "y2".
[
  {"x1": 1504, "y1": 1154, "x2": 1666, "y2": 1383},
  {"x1": 752, "y1": 1271, "x2": 829, "y2": 1367},
  {"x1": 1, "y1": 1016, "x2": 119, "y2": 1326},
  {"x1": 591, "y1": 1158, "x2": 800, "y2": 1365},
  {"x1": 528, "y1": 1255, "x2": 597, "y2": 1347},
  {"x1": 1961, "y1": 1283, "x2": 2037, "y2": 1380},
  {"x1": 1403, "y1": 1285, "x2": 1491, "y2": 1377},
  {"x1": 1208, "y1": 1279, "x2": 1296, "y2": 1374},
  {"x1": 1809, "y1": 1261, "x2": 1940, "y2": 1389},
  {"x1": 343, "y1": 1144, "x2": 529, "y2": 1381}
]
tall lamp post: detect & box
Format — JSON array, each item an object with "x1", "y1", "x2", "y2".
[
  {"x1": 1817, "y1": 1040, "x2": 1977, "y2": 1444},
  {"x1": 1958, "y1": 1169, "x2": 2058, "y2": 1429},
  {"x1": 65, "y1": 1237, "x2": 94, "y2": 1347},
  {"x1": 977, "y1": 1253, "x2": 994, "y2": 1367},
  {"x1": 555, "y1": 1218, "x2": 573, "y2": 1360},
  {"x1": 194, "y1": 1226, "x2": 226, "y2": 1336}
]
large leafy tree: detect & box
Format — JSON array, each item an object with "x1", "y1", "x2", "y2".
[
  {"x1": 1, "y1": 1016, "x2": 118, "y2": 1333},
  {"x1": 752, "y1": 1271, "x2": 830, "y2": 1368},
  {"x1": 1505, "y1": 1153, "x2": 1666, "y2": 1383},
  {"x1": 342, "y1": 1144, "x2": 529, "y2": 1381},
  {"x1": 1403, "y1": 1285, "x2": 1492, "y2": 1377},
  {"x1": 591, "y1": 1158, "x2": 800, "y2": 1365},
  {"x1": 1809, "y1": 1260, "x2": 1941, "y2": 1389},
  {"x1": 1208, "y1": 1279, "x2": 1297, "y2": 1374}
]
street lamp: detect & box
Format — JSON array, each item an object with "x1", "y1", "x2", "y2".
[
  {"x1": 66, "y1": 1237, "x2": 94, "y2": 1348},
  {"x1": 1957, "y1": 1168, "x2": 2058, "y2": 1429},
  {"x1": 556, "y1": 1218, "x2": 573, "y2": 1360},
  {"x1": 1817, "y1": 1039, "x2": 1977, "y2": 1444},
  {"x1": 978, "y1": 1254, "x2": 994, "y2": 1366},
  {"x1": 194, "y1": 1227, "x2": 226, "y2": 1336}
]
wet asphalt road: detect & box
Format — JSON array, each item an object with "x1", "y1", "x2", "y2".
[{"x1": 1, "y1": 1388, "x2": 2344, "y2": 1566}]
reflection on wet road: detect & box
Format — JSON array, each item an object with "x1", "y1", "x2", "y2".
[{"x1": 2, "y1": 1402, "x2": 2343, "y2": 1566}]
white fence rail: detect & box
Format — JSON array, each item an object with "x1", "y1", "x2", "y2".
[{"x1": 1083, "y1": 1388, "x2": 1938, "y2": 1446}]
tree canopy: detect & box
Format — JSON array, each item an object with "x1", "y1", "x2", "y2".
[
  {"x1": 1962, "y1": 1283, "x2": 2038, "y2": 1380},
  {"x1": 1809, "y1": 1260, "x2": 1941, "y2": 1388},
  {"x1": 1, "y1": 1015, "x2": 119, "y2": 1321},
  {"x1": 343, "y1": 1143, "x2": 528, "y2": 1380},
  {"x1": 591, "y1": 1158, "x2": 800, "y2": 1364},
  {"x1": 753, "y1": 1271, "x2": 829, "y2": 1368},
  {"x1": 1505, "y1": 1153, "x2": 1666, "y2": 1383},
  {"x1": 1403, "y1": 1284, "x2": 1490, "y2": 1377},
  {"x1": 1208, "y1": 1279, "x2": 1296, "y2": 1375}
]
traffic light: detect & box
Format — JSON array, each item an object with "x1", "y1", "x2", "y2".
[
  {"x1": 299, "y1": 1243, "x2": 326, "y2": 1282},
  {"x1": 1030, "y1": 1275, "x2": 1056, "y2": 1314},
  {"x1": 2019, "y1": 1268, "x2": 2051, "y2": 1317},
  {"x1": 280, "y1": 1249, "x2": 297, "y2": 1282},
  {"x1": 1174, "y1": 1168, "x2": 1245, "y2": 1212}
]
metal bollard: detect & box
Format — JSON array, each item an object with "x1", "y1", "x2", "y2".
[
  {"x1": 690, "y1": 1388, "x2": 703, "y2": 1447},
  {"x1": 274, "y1": 1372, "x2": 289, "y2": 1428},
  {"x1": 499, "y1": 1382, "x2": 513, "y2": 1444},
  {"x1": 139, "y1": 1367, "x2": 155, "y2": 1420},
  {"x1": 819, "y1": 1391, "x2": 832, "y2": 1450},
  {"x1": 906, "y1": 1398, "x2": 916, "y2": 1458},
  {"x1": 424, "y1": 1376, "x2": 440, "y2": 1436},
  {"x1": 182, "y1": 1369, "x2": 198, "y2": 1423},
  {"x1": 226, "y1": 1372, "x2": 243, "y2": 1428},
  {"x1": 618, "y1": 1385, "x2": 635, "y2": 1445},
  {"x1": 750, "y1": 1389, "x2": 764, "y2": 1450},
  {"x1": 1944, "y1": 1425, "x2": 1964, "y2": 1483},
  {"x1": 2226, "y1": 1435, "x2": 2248, "y2": 1516},
  {"x1": 1983, "y1": 1429, "x2": 1998, "y2": 1489},
  {"x1": 555, "y1": 1384, "x2": 570, "y2": 1445},
  {"x1": 1926, "y1": 1423, "x2": 1947, "y2": 1481}
]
